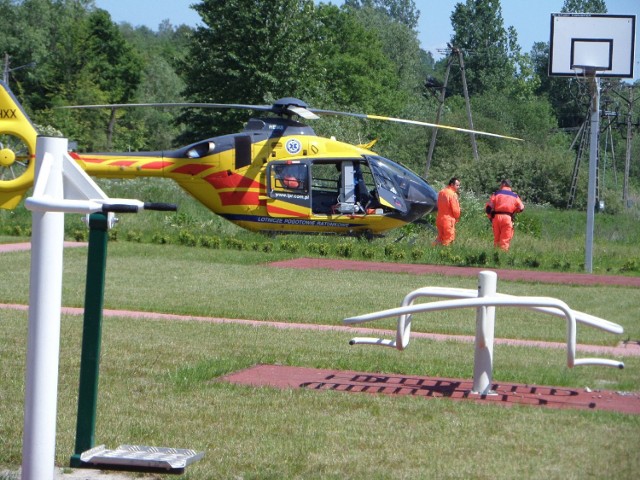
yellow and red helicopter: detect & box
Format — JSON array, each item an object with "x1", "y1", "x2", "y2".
[{"x1": 0, "y1": 81, "x2": 520, "y2": 236}]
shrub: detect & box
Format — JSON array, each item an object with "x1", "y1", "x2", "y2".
[
  {"x1": 465, "y1": 251, "x2": 488, "y2": 266},
  {"x1": 73, "y1": 229, "x2": 87, "y2": 242},
  {"x1": 279, "y1": 240, "x2": 300, "y2": 253},
  {"x1": 361, "y1": 247, "x2": 376, "y2": 259},
  {"x1": 307, "y1": 242, "x2": 330, "y2": 256},
  {"x1": 199, "y1": 236, "x2": 220, "y2": 249},
  {"x1": 224, "y1": 238, "x2": 246, "y2": 250},
  {"x1": 151, "y1": 233, "x2": 170, "y2": 244},
  {"x1": 178, "y1": 230, "x2": 197, "y2": 246},
  {"x1": 522, "y1": 255, "x2": 541, "y2": 268},
  {"x1": 125, "y1": 230, "x2": 142, "y2": 243},
  {"x1": 620, "y1": 259, "x2": 639, "y2": 273},
  {"x1": 335, "y1": 242, "x2": 354, "y2": 258},
  {"x1": 410, "y1": 248, "x2": 423, "y2": 260}
]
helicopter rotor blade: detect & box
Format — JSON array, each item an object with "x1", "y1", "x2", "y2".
[
  {"x1": 58, "y1": 100, "x2": 319, "y2": 119},
  {"x1": 310, "y1": 109, "x2": 523, "y2": 141},
  {"x1": 57, "y1": 102, "x2": 275, "y2": 111},
  {"x1": 287, "y1": 105, "x2": 320, "y2": 120},
  {"x1": 58, "y1": 100, "x2": 521, "y2": 141}
]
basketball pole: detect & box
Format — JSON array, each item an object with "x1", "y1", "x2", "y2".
[{"x1": 585, "y1": 72, "x2": 600, "y2": 274}]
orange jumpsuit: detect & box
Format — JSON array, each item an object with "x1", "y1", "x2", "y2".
[
  {"x1": 485, "y1": 186, "x2": 524, "y2": 251},
  {"x1": 434, "y1": 185, "x2": 460, "y2": 246}
]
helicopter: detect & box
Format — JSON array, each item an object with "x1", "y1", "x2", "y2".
[{"x1": 0, "y1": 81, "x2": 521, "y2": 236}]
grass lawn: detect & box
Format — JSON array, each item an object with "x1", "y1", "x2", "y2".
[{"x1": 1, "y1": 240, "x2": 639, "y2": 478}]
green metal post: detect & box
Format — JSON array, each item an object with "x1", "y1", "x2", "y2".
[{"x1": 70, "y1": 212, "x2": 109, "y2": 467}]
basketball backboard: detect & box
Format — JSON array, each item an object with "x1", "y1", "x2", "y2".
[{"x1": 549, "y1": 13, "x2": 636, "y2": 78}]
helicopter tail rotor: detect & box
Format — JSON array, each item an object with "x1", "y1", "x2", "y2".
[{"x1": 0, "y1": 81, "x2": 37, "y2": 209}]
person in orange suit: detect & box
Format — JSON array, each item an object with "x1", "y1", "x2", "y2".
[
  {"x1": 433, "y1": 177, "x2": 461, "y2": 246},
  {"x1": 485, "y1": 179, "x2": 524, "y2": 251}
]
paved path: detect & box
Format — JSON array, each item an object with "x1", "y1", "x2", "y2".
[
  {"x1": 1, "y1": 243, "x2": 638, "y2": 357},
  {"x1": 3, "y1": 242, "x2": 639, "y2": 286},
  {"x1": 0, "y1": 241, "x2": 87, "y2": 253},
  {"x1": 269, "y1": 257, "x2": 640, "y2": 287},
  {"x1": 2, "y1": 302, "x2": 638, "y2": 357}
]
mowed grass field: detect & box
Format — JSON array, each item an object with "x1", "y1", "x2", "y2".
[{"x1": 1, "y1": 242, "x2": 639, "y2": 479}]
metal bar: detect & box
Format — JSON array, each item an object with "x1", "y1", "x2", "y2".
[
  {"x1": 22, "y1": 137, "x2": 68, "y2": 480},
  {"x1": 70, "y1": 212, "x2": 110, "y2": 467},
  {"x1": 472, "y1": 271, "x2": 497, "y2": 394}
]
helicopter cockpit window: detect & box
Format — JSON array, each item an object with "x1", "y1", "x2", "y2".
[
  {"x1": 309, "y1": 161, "x2": 376, "y2": 215},
  {"x1": 371, "y1": 156, "x2": 432, "y2": 203},
  {"x1": 270, "y1": 163, "x2": 308, "y2": 194},
  {"x1": 186, "y1": 141, "x2": 216, "y2": 159}
]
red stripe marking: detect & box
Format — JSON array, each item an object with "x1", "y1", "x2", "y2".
[
  {"x1": 171, "y1": 164, "x2": 213, "y2": 176},
  {"x1": 140, "y1": 161, "x2": 171, "y2": 170},
  {"x1": 204, "y1": 172, "x2": 263, "y2": 189},
  {"x1": 266, "y1": 205, "x2": 306, "y2": 217},
  {"x1": 219, "y1": 190, "x2": 261, "y2": 206},
  {"x1": 110, "y1": 160, "x2": 137, "y2": 167}
]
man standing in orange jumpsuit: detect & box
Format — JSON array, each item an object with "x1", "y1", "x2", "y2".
[
  {"x1": 434, "y1": 177, "x2": 461, "y2": 246},
  {"x1": 485, "y1": 179, "x2": 524, "y2": 251}
]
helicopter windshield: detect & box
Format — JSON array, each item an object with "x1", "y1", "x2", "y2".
[{"x1": 368, "y1": 156, "x2": 436, "y2": 210}]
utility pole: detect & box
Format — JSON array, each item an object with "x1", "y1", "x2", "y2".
[
  {"x1": 425, "y1": 44, "x2": 478, "y2": 178},
  {"x1": 457, "y1": 47, "x2": 479, "y2": 162},
  {"x1": 2, "y1": 52, "x2": 36, "y2": 86},
  {"x1": 3, "y1": 52, "x2": 9, "y2": 84},
  {"x1": 623, "y1": 86, "x2": 634, "y2": 208},
  {"x1": 425, "y1": 55, "x2": 454, "y2": 177}
]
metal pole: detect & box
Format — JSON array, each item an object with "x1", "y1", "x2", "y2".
[
  {"x1": 585, "y1": 75, "x2": 600, "y2": 273},
  {"x1": 3, "y1": 53, "x2": 9, "y2": 84},
  {"x1": 22, "y1": 137, "x2": 68, "y2": 480},
  {"x1": 70, "y1": 212, "x2": 109, "y2": 467},
  {"x1": 457, "y1": 48, "x2": 479, "y2": 161},
  {"x1": 472, "y1": 271, "x2": 497, "y2": 395},
  {"x1": 623, "y1": 86, "x2": 633, "y2": 208},
  {"x1": 425, "y1": 55, "x2": 454, "y2": 177}
]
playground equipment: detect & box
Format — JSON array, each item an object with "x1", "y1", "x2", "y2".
[
  {"x1": 344, "y1": 271, "x2": 624, "y2": 395},
  {"x1": 21, "y1": 136, "x2": 202, "y2": 480}
]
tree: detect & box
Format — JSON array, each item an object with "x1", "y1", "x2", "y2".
[
  {"x1": 448, "y1": 0, "x2": 518, "y2": 96},
  {"x1": 560, "y1": 0, "x2": 607, "y2": 12},
  {"x1": 343, "y1": 0, "x2": 420, "y2": 29},
  {"x1": 314, "y1": 4, "x2": 407, "y2": 114},
  {"x1": 177, "y1": 0, "x2": 319, "y2": 142},
  {"x1": 344, "y1": 1, "x2": 428, "y2": 101}
]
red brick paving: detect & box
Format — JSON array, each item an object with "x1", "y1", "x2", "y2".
[
  {"x1": 268, "y1": 257, "x2": 640, "y2": 287},
  {"x1": 222, "y1": 365, "x2": 640, "y2": 415}
]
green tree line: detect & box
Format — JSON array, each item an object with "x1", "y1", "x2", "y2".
[{"x1": 1, "y1": 0, "x2": 638, "y2": 211}]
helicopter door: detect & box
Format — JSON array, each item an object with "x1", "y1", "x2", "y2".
[
  {"x1": 368, "y1": 160, "x2": 408, "y2": 214},
  {"x1": 265, "y1": 161, "x2": 311, "y2": 217}
]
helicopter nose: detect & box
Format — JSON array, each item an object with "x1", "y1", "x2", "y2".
[{"x1": 406, "y1": 179, "x2": 438, "y2": 217}]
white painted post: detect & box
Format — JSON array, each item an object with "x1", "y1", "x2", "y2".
[
  {"x1": 21, "y1": 137, "x2": 68, "y2": 480},
  {"x1": 585, "y1": 75, "x2": 600, "y2": 273},
  {"x1": 472, "y1": 271, "x2": 497, "y2": 395}
]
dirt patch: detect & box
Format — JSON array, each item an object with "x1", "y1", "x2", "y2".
[{"x1": 222, "y1": 364, "x2": 640, "y2": 415}]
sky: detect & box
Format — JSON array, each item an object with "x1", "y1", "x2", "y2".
[{"x1": 94, "y1": 0, "x2": 640, "y2": 80}]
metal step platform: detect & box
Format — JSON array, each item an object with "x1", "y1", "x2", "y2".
[{"x1": 78, "y1": 445, "x2": 204, "y2": 474}]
